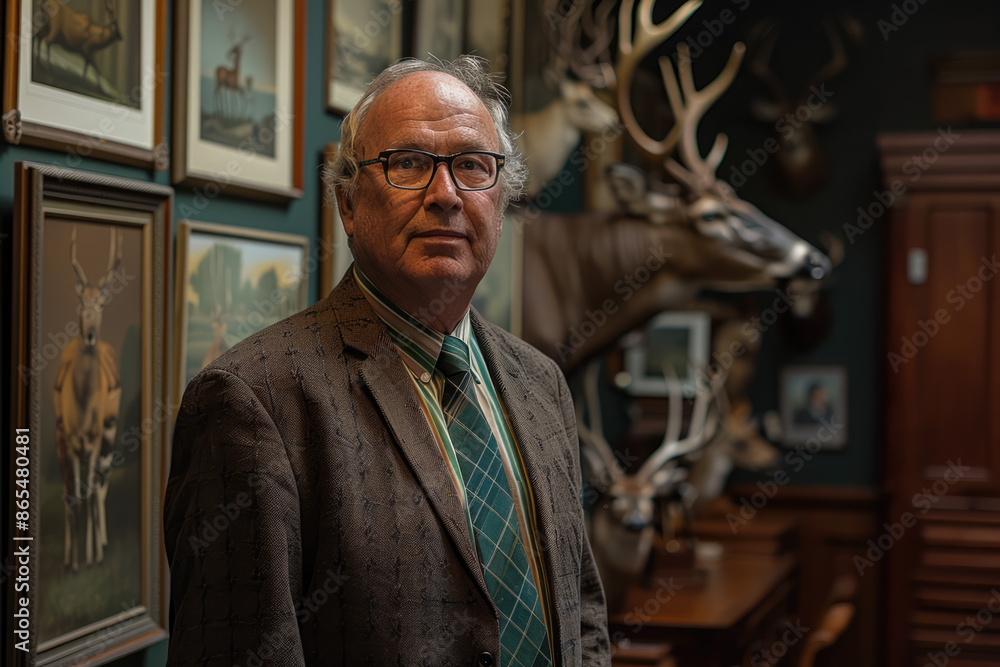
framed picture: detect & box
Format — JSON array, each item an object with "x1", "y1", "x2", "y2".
[
  {"x1": 3, "y1": 0, "x2": 168, "y2": 169},
  {"x1": 173, "y1": 0, "x2": 305, "y2": 201},
  {"x1": 621, "y1": 311, "x2": 711, "y2": 397},
  {"x1": 473, "y1": 212, "x2": 523, "y2": 335},
  {"x1": 8, "y1": 163, "x2": 171, "y2": 666},
  {"x1": 414, "y1": 0, "x2": 465, "y2": 61},
  {"x1": 327, "y1": 0, "x2": 404, "y2": 114},
  {"x1": 173, "y1": 221, "x2": 309, "y2": 406},
  {"x1": 319, "y1": 142, "x2": 355, "y2": 297},
  {"x1": 464, "y1": 0, "x2": 511, "y2": 78},
  {"x1": 779, "y1": 365, "x2": 848, "y2": 449}
]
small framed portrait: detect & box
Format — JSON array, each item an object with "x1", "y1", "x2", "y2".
[
  {"x1": 327, "y1": 0, "x2": 404, "y2": 114},
  {"x1": 173, "y1": 221, "x2": 309, "y2": 406},
  {"x1": 9, "y1": 162, "x2": 171, "y2": 665},
  {"x1": 413, "y1": 0, "x2": 465, "y2": 61},
  {"x1": 3, "y1": 0, "x2": 168, "y2": 169},
  {"x1": 620, "y1": 311, "x2": 711, "y2": 397},
  {"x1": 779, "y1": 365, "x2": 848, "y2": 449},
  {"x1": 319, "y1": 142, "x2": 354, "y2": 297},
  {"x1": 173, "y1": 0, "x2": 305, "y2": 201}
]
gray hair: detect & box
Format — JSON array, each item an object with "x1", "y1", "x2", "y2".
[{"x1": 324, "y1": 55, "x2": 527, "y2": 210}]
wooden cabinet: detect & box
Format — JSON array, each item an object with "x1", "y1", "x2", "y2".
[{"x1": 879, "y1": 131, "x2": 1000, "y2": 667}]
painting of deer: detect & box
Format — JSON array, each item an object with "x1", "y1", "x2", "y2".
[
  {"x1": 214, "y1": 33, "x2": 253, "y2": 119},
  {"x1": 53, "y1": 226, "x2": 123, "y2": 571},
  {"x1": 33, "y1": 0, "x2": 123, "y2": 89}
]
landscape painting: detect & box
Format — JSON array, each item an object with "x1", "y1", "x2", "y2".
[
  {"x1": 198, "y1": 0, "x2": 278, "y2": 157},
  {"x1": 175, "y1": 222, "x2": 309, "y2": 395},
  {"x1": 327, "y1": 0, "x2": 402, "y2": 113}
]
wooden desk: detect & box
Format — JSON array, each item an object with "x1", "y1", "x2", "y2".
[{"x1": 609, "y1": 553, "x2": 797, "y2": 666}]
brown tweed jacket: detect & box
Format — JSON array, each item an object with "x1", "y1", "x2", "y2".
[{"x1": 163, "y1": 272, "x2": 611, "y2": 666}]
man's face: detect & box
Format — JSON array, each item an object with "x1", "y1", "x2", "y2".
[{"x1": 338, "y1": 71, "x2": 503, "y2": 305}]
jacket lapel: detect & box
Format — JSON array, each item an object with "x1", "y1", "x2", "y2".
[
  {"x1": 471, "y1": 312, "x2": 570, "y2": 659},
  {"x1": 327, "y1": 274, "x2": 493, "y2": 605}
]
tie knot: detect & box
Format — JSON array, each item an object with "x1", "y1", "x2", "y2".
[{"x1": 437, "y1": 335, "x2": 471, "y2": 378}]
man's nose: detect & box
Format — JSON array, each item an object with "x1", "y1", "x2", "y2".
[{"x1": 423, "y1": 163, "x2": 463, "y2": 211}]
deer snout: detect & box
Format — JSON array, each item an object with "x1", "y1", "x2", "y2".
[{"x1": 798, "y1": 247, "x2": 832, "y2": 280}]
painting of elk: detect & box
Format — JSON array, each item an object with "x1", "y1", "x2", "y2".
[{"x1": 31, "y1": 0, "x2": 140, "y2": 106}]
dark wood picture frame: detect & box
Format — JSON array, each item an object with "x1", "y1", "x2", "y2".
[
  {"x1": 8, "y1": 163, "x2": 172, "y2": 666},
  {"x1": 173, "y1": 0, "x2": 305, "y2": 202},
  {"x1": 3, "y1": 0, "x2": 169, "y2": 170}
]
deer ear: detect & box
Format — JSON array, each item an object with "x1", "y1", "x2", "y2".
[
  {"x1": 605, "y1": 163, "x2": 645, "y2": 209},
  {"x1": 751, "y1": 98, "x2": 784, "y2": 122}
]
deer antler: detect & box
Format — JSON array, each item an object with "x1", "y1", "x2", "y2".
[
  {"x1": 99, "y1": 229, "x2": 123, "y2": 289},
  {"x1": 635, "y1": 365, "x2": 728, "y2": 482},
  {"x1": 614, "y1": 0, "x2": 701, "y2": 159},
  {"x1": 70, "y1": 227, "x2": 89, "y2": 288},
  {"x1": 576, "y1": 360, "x2": 626, "y2": 490}
]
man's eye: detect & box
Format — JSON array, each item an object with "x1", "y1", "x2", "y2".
[
  {"x1": 457, "y1": 159, "x2": 485, "y2": 172},
  {"x1": 398, "y1": 158, "x2": 417, "y2": 169}
]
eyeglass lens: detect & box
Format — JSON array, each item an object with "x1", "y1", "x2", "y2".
[{"x1": 386, "y1": 152, "x2": 497, "y2": 190}]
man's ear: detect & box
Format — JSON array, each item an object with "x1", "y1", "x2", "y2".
[{"x1": 335, "y1": 187, "x2": 355, "y2": 237}]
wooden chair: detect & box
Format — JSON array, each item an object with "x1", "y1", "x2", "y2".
[{"x1": 797, "y1": 574, "x2": 859, "y2": 667}]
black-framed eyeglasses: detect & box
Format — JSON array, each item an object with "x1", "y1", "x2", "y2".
[{"x1": 358, "y1": 149, "x2": 505, "y2": 191}]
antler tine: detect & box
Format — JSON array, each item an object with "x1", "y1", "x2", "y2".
[
  {"x1": 636, "y1": 365, "x2": 728, "y2": 480},
  {"x1": 574, "y1": 0, "x2": 618, "y2": 87},
  {"x1": 661, "y1": 40, "x2": 745, "y2": 183},
  {"x1": 615, "y1": 0, "x2": 701, "y2": 159},
  {"x1": 800, "y1": 17, "x2": 846, "y2": 103},
  {"x1": 101, "y1": 228, "x2": 123, "y2": 287},
  {"x1": 746, "y1": 20, "x2": 789, "y2": 108},
  {"x1": 576, "y1": 360, "x2": 625, "y2": 481},
  {"x1": 70, "y1": 227, "x2": 88, "y2": 286}
]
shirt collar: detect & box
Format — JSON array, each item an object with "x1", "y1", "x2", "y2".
[{"x1": 354, "y1": 266, "x2": 472, "y2": 379}]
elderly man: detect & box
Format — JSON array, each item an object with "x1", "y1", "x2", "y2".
[{"x1": 164, "y1": 56, "x2": 610, "y2": 666}]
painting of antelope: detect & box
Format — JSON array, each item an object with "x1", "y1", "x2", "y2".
[
  {"x1": 36, "y1": 220, "x2": 144, "y2": 646},
  {"x1": 11, "y1": 163, "x2": 170, "y2": 666},
  {"x1": 30, "y1": 0, "x2": 142, "y2": 107},
  {"x1": 197, "y1": 1, "x2": 277, "y2": 155},
  {"x1": 174, "y1": 221, "x2": 308, "y2": 396}
]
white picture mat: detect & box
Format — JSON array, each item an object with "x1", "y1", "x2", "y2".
[
  {"x1": 16, "y1": 0, "x2": 157, "y2": 150},
  {"x1": 184, "y1": 0, "x2": 294, "y2": 191},
  {"x1": 624, "y1": 311, "x2": 711, "y2": 397}
]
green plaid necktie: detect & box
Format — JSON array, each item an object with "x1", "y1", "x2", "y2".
[{"x1": 436, "y1": 335, "x2": 552, "y2": 667}]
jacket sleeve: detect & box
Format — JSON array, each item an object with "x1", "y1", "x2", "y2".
[
  {"x1": 163, "y1": 368, "x2": 305, "y2": 666},
  {"x1": 556, "y1": 370, "x2": 612, "y2": 665}
]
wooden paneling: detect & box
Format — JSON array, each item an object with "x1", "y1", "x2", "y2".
[
  {"x1": 723, "y1": 485, "x2": 880, "y2": 667},
  {"x1": 880, "y1": 130, "x2": 1000, "y2": 667}
]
